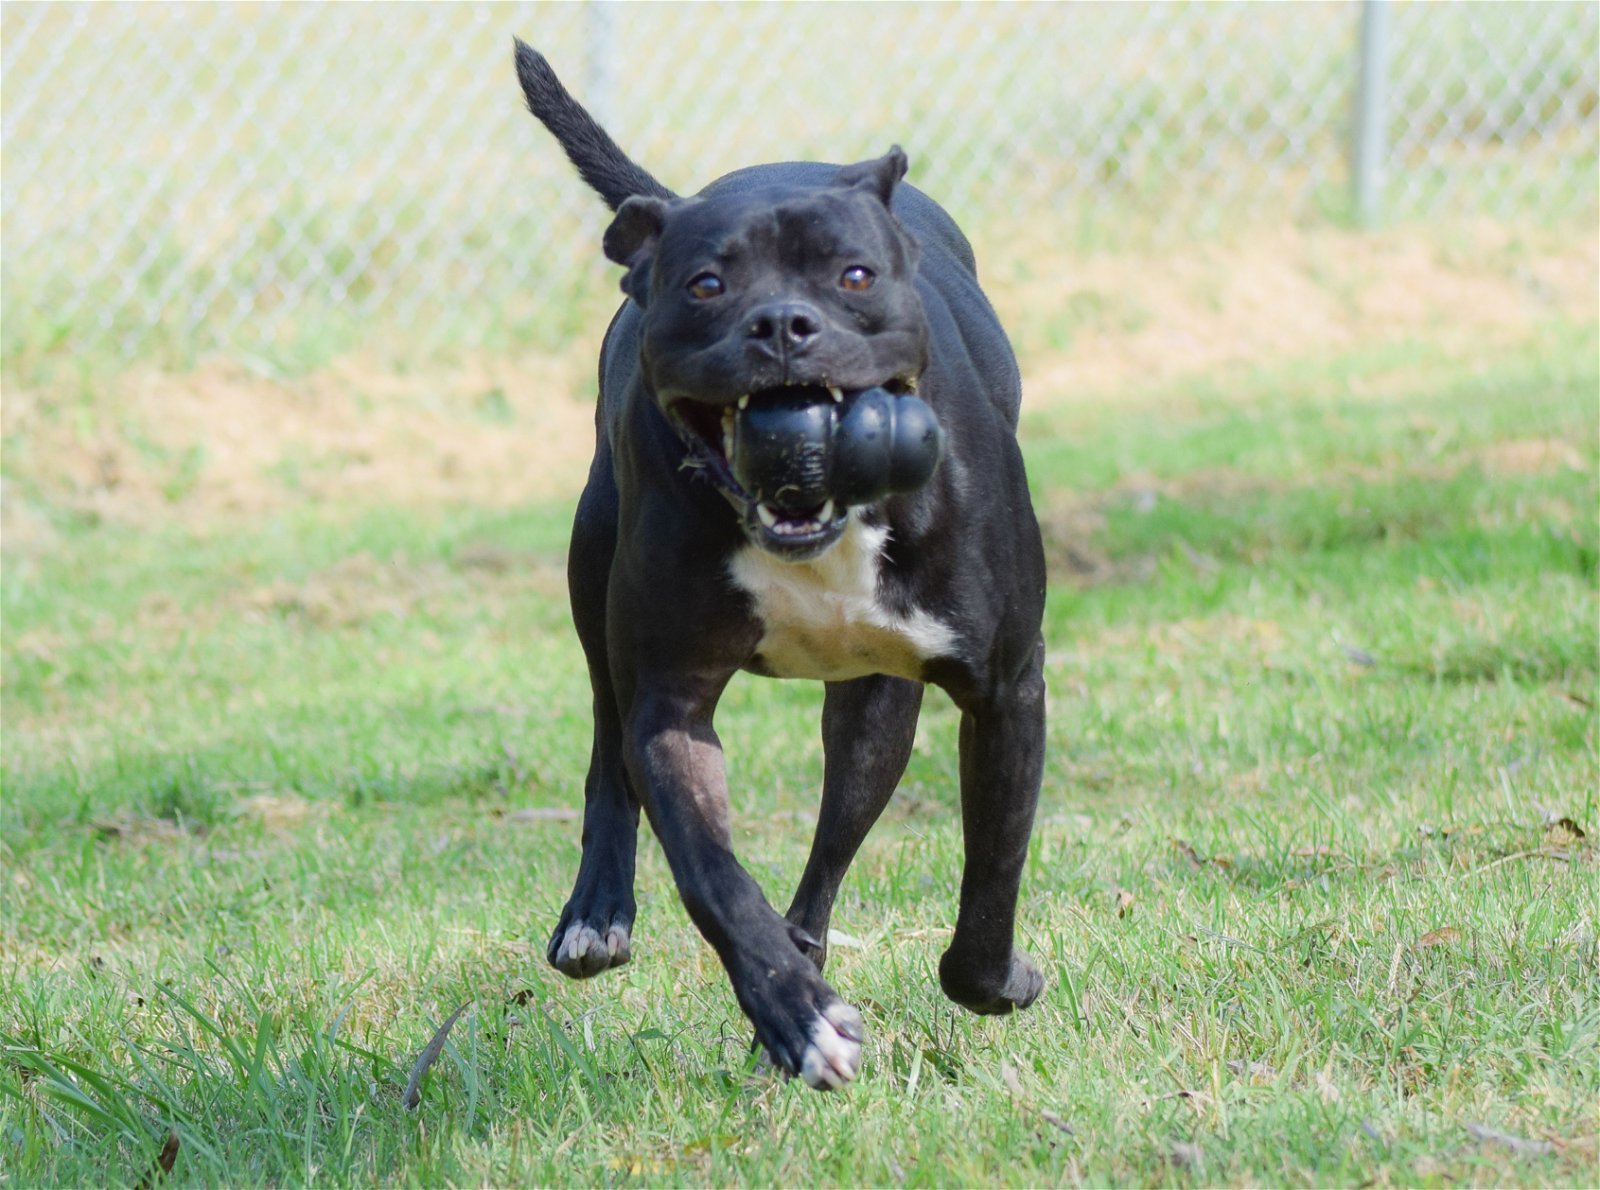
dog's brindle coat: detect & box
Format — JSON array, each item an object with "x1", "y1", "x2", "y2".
[{"x1": 516, "y1": 42, "x2": 1046, "y2": 1089}]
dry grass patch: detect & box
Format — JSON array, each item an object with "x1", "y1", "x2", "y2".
[
  {"x1": 5, "y1": 218, "x2": 1595, "y2": 547},
  {"x1": 2, "y1": 347, "x2": 600, "y2": 543}
]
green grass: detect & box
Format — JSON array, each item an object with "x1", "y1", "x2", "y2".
[{"x1": 3, "y1": 326, "x2": 1597, "y2": 1186}]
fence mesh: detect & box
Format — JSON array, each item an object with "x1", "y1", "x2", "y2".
[{"x1": 2, "y1": 1, "x2": 1595, "y2": 362}]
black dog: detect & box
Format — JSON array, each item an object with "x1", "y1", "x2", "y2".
[{"x1": 515, "y1": 41, "x2": 1047, "y2": 1090}]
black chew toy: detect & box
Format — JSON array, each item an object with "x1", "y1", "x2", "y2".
[
  {"x1": 831, "y1": 387, "x2": 943, "y2": 507},
  {"x1": 729, "y1": 386, "x2": 943, "y2": 511},
  {"x1": 730, "y1": 389, "x2": 835, "y2": 512}
]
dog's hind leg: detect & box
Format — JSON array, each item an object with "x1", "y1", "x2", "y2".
[
  {"x1": 548, "y1": 445, "x2": 640, "y2": 979},
  {"x1": 937, "y1": 634, "x2": 1047, "y2": 1013},
  {"x1": 784, "y1": 675, "x2": 924, "y2": 972}
]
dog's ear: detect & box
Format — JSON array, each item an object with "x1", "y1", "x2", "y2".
[
  {"x1": 834, "y1": 146, "x2": 909, "y2": 208},
  {"x1": 603, "y1": 194, "x2": 669, "y2": 305}
]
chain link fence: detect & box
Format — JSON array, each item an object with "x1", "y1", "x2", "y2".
[{"x1": 3, "y1": 1, "x2": 1595, "y2": 364}]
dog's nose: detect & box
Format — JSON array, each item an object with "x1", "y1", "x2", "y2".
[{"x1": 745, "y1": 302, "x2": 823, "y2": 353}]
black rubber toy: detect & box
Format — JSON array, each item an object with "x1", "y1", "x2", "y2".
[
  {"x1": 730, "y1": 385, "x2": 944, "y2": 512},
  {"x1": 832, "y1": 387, "x2": 943, "y2": 507},
  {"x1": 730, "y1": 387, "x2": 835, "y2": 511}
]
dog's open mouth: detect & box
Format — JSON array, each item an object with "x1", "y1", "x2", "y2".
[{"x1": 668, "y1": 380, "x2": 914, "y2": 559}]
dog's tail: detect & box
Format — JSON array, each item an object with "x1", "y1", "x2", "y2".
[{"x1": 513, "y1": 39, "x2": 676, "y2": 212}]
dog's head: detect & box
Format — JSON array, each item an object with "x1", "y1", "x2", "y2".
[{"x1": 605, "y1": 150, "x2": 930, "y2": 558}]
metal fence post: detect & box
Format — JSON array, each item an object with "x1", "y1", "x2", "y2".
[{"x1": 1352, "y1": 0, "x2": 1392, "y2": 226}]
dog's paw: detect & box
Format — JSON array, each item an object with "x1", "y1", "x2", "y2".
[
  {"x1": 548, "y1": 920, "x2": 631, "y2": 979},
  {"x1": 796, "y1": 1001, "x2": 865, "y2": 1090},
  {"x1": 753, "y1": 994, "x2": 865, "y2": 1091},
  {"x1": 938, "y1": 948, "x2": 1044, "y2": 1015}
]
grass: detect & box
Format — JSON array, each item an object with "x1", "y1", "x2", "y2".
[{"x1": 2, "y1": 321, "x2": 1598, "y2": 1186}]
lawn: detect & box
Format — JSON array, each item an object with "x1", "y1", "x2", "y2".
[{"x1": 2, "y1": 310, "x2": 1596, "y2": 1184}]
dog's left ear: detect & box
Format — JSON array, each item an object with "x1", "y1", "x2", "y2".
[
  {"x1": 833, "y1": 146, "x2": 909, "y2": 208},
  {"x1": 603, "y1": 194, "x2": 670, "y2": 306}
]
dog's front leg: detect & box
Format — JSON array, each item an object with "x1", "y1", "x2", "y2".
[
  {"x1": 548, "y1": 457, "x2": 640, "y2": 978},
  {"x1": 937, "y1": 635, "x2": 1048, "y2": 1014},
  {"x1": 625, "y1": 682, "x2": 866, "y2": 1089}
]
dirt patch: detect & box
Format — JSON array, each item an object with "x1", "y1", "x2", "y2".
[
  {"x1": 3, "y1": 218, "x2": 1593, "y2": 540},
  {"x1": 2, "y1": 347, "x2": 600, "y2": 544},
  {"x1": 1000, "y1": 218, "x2": 1597, "y2": 401}
]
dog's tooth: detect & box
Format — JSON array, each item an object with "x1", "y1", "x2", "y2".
[
  {"x1": 818, "y1": 499, "x2": 835, "y2": 522},
  {"x1": 738, "y1": 394, "x2": 750, "y2": 410},
  {"x1": 828, "y1": 386, "x2": 843, "y2": 403},
  {"x1": 756, "y1": 503, "x2": 778, "y2": 529}
]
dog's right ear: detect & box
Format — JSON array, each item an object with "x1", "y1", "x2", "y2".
[{"x1": 603, "y1": 195, "x2": 669, "y2": 306}]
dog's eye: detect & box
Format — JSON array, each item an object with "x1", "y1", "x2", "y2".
[
  {"x1": 687, "y1": 273, "x2": 724, "y2": 300},
  {"x1": 840, "y1": 265, "x2": 875, "y2": 291}
]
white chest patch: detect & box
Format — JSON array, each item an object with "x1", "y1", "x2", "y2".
[{"x1": 727, "y1": 517, "x2": 957, "y2": 681}]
